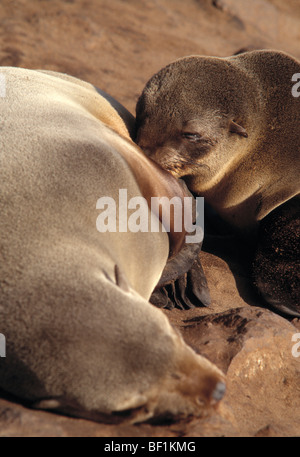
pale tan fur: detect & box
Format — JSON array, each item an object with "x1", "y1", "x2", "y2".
[
  {"x1": 0, "y1": 68, "x2": 224, "y2": 423},
  {"x1": 136, "y1": 50, "x2": 300, "y2": 231}
]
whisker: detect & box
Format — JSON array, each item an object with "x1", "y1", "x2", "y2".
[{"x1": 170, "y1": 157, "x2": 209, "y2": 168}]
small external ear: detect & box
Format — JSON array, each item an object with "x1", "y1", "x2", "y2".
[{"x1": 229, "y1": 120, "x2": 248, "y2": 138}]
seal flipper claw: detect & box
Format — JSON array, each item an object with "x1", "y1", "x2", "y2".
[
  {"x1": 156, "y1": 242, "x2": 202, "y2": 288},
  {"x1": 177, "y1": 274, "x2": 196, "y2": 309},
  {"x1": 151, "y1": 256, "x2": 211, "y2": 310},
  {"x1": 150, "y1": 286, "x2": 170, "y2": 308},
  {"x1": 188, "y1": 257, "x2": 211, "y2": 307}
]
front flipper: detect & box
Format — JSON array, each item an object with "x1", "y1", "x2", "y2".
[
  {"x1": 150, "y1": 242, "x2": 211, "y2": 310},
  {"x1": 252, "y1": 197, "x2": 300, "y2": 317}
]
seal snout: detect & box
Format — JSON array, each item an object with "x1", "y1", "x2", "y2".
[{"x1": 211, "y1": 381, "x2": 226, "y2": 402}]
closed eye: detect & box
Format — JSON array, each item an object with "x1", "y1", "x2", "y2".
[{"x1": 182, "y1": 132, "x2": 201, "y2": 143}]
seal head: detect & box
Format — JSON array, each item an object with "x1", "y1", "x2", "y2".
[
  {"x1": 136, "y1": 50, "x2": 300, "y2": 316},
  {"x1": 136, "y1": 50, "x2": 300, "y2": 231}
]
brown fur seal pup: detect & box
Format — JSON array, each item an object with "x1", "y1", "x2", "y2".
[
  {"x1": 135, "y1": 50, "x2": 300, "y2": 317},
  {"x1": 0, "y1": 67, "x2": 225, "y2": 424}
]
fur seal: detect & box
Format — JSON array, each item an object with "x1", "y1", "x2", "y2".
[
  {"x1": 0, "y1": 67, "x2": 225, "y2": 423},
  {"x1": 135, "y1": 50, "x2": 300, "y2": 316}
]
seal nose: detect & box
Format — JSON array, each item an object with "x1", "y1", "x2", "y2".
[{"x1": 212, "y1": 381, "x2": 226, "y2": 402}]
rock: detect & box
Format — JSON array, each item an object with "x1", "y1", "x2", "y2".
[{"x1": 173, "y1": 307, "x2": 300, "y2": 436}]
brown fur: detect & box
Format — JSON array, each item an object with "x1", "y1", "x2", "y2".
[
  {"x1": 136, "y1": 50, "x2": 300, "y2": 230},
  {"x1": 135, "y1": 50, "x2": 300, "y2": 316},
  {"x1": 0, "y1": 67, "x2": 225, "y2": 423}
]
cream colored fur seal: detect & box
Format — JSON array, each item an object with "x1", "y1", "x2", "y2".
[
  {"x1": 135, "y1": 50, "x2": 300, "y2": 316},
  {"x1": 0, "y1": 68, "x2": 225, "y2": 423}
]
